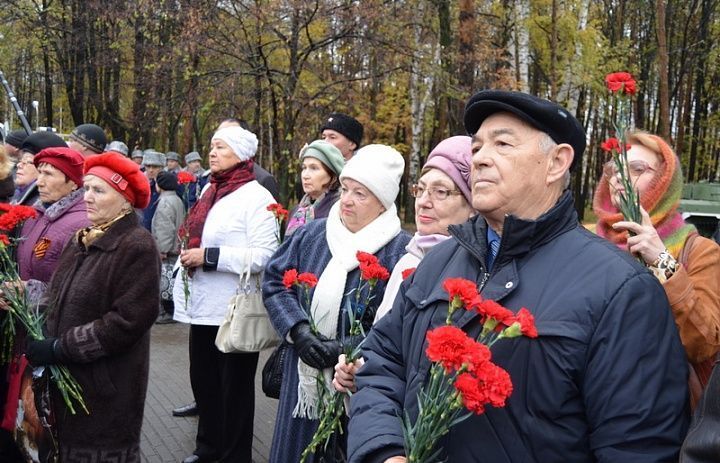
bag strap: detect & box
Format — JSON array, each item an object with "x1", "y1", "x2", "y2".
[
  {"x1": 679, "y1": 232, "x2": 699, "y2": 267},
  {"x1": 237, "y1": 249, "x2": 255, "y2": 292}
]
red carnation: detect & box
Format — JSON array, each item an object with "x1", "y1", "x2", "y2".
[
  {"x1": 454, "y1": 372, "x2": 487, "y2": 415},
  {"x1": 360, "y1": 262, "x2": 390, "y2": 282},
  {"x1": 282, "y1": 269, "x2": 298, "y2": 289},
  {"x1": 401, "y1": 267, "x2": 416, "y2": 280},
  {"x1": 267, "y1": 203, "x2": 289, "y2": 220},
  {"x1": 356, "y1": 251, "x2": 379, "y2": 266},
  {"x1": 460, "y1": 341, "x2": 492, "y2": 373},
  {"x1": 605, "y1": 72, "x2": 637, "y2": 95},
  {"x1": 513, "y1": 308, "x2": 538, "y2": 338},
  {"x1": 297, "y1": 272, "x2": 319, "y2": 288},
  {"x1": 0, "y1": 234, "x2": 9, "y2": 246},
  {"x1": 426, "y1": 325, "x2": 474, "y2": 372},
  {"x1": 476, "y1": 362, "x2": 513, "y2": 408},
  {"x1": 474, "y1": 299, "x2": 515, "y2": 326},
  {"x1": 443, "y1": 278, "x2": 479, "y2": 309},
  {"x1": 600, "y1": 137, "x2": 631, "y2": 154},
  {"x1": 0, "y1": 205, "x2": 38, "y2": 231},
  {"x1": 177, "y1": 171, "x2": 196, "y2": 184}
]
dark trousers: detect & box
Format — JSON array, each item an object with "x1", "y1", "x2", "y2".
[{"x1": 190, "y1": 324, "x2": 259, "y2": 463}]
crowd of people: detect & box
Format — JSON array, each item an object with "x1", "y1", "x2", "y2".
[{"x1": 0, "y1": 88, "x2": 717, "y2": 463}]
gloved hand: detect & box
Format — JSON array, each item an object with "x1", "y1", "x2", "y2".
[
  {"x1": 290, "y1": 322, "x2": 341, "y2": 369},
  {"x1": 26, "y1": 337, "x2": 62, "y2": 367}
]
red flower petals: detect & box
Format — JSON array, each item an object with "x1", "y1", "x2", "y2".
[
  {"x1": 401, "y1": 267, "x2": 416, "y2": 280},
  {"x1": 177, "y1": 171, "x2": 196, "y2": 184},
  {"x1": 0, "y1": 205, "x2": 38, "y2": 231},
  {"x1": 267, "y1": 203, "x2": 289, "y2": 220},
  {"x1": 605, "y1": 72, "x2": 637, "y2": 95},
  {"x1": 297, "y1": 272, "x2": 318, "y2": 288},
  {"x1": 282, "y1": 269, "x2": 298, "y2": 289},
  {"x1": 443, "y1": 278, "x2": 478, "y2": 308}
]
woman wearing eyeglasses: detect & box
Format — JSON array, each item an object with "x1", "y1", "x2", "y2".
[
  {"x1": 333, "y1": 135, "x2": 475, "y2": 395},
  {"x1": 593, "y1": 130, "x2": 720, "y2": 404}
]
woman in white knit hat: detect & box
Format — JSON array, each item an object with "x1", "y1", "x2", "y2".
[
  {"x1": 175, "y1": 125, "x2": 278, "y2": 463},
  {"x1": 262, "y1": 144, "x2": 411, "y2": 463}
]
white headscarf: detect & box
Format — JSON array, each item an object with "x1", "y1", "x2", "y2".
[{"x1": 211, "y1": 126, "x2": 258, "y2": 161}]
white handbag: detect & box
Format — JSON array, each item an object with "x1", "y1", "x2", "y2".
[{"x1": 214, "y1": 258, "x2": 280, "y2": 353}]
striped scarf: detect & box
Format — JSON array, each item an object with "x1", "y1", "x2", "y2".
[{"x1": 593, "y1": 134, "x2": 696, "y2": 258}]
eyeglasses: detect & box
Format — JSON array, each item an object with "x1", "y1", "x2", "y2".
[
  {"x1": 603, "y1": 159, "x2": 656, "y2": 178},
  {"x1": 411, "y1": 184, "x2": 462, "y2": 201},
  {"x1": 17, "y1": 157, "x2": 34, "y2": 167}
]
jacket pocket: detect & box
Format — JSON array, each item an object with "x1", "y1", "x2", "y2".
[{"x1": 91, "y1": 359, "x2": 118, "y2": 398}]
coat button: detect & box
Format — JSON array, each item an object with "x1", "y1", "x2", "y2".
[
  {"x1": 420, "y1": 299, "x2": 427, "y2": 305},
  {"x1": 505, "y1": 282, "x2": 514, "y2": 289}
]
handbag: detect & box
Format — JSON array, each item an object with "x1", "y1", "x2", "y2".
[
  {"x1": 159, "y1": 257, "x2": 177, "y2": 303},
  {"x1": 680, "y1": 354, "x2": 720, "y2": 463},
  {"x1": 262, "y1": 342, "x2": 289, "y2": 399},
  {"x1": 214, "y1": 255, "x2": 280, "y2": 353}
]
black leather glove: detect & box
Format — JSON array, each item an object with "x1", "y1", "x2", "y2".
[
  {"x1": 26, "y1": 337, "x2": 63, "y2": 367},
  {"x1": 290, "y1": 322, "x2": 341, "y2": 369}
]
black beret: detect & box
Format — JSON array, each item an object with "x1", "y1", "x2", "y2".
[
  {"x1": 70, "y1": 123, "x2": 107, "y2": 153},
  {"x1": 21, "y1": 132, "x2": 67, "y2": 155},
  {"x1": 320, "y1": 113, "x2": 364, "y2": 148},
  {"x1": 5, "y1": 129, "x2": 28, "y2": 148},
  {"x1": 156, "y1": 171, "x2": 178, "y2": 191},
  {"x1": 464, "y1": 90, "x2": 586, "y2": 171}
]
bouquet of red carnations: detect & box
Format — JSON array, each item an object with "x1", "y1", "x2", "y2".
[{"x1": 402, "y1": 277, "x2": 537, "y2": 463}]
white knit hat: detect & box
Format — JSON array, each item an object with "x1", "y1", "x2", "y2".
[
  {"x1": 211, "y1": 126, "x2": 258, "y2": 161},
  {"x1": 340, "y1": 144, "x2": 405, "y2": 209}
]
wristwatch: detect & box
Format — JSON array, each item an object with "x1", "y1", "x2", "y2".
[{"x1": 650, "y1": 249, "x2": 678, "y2": 281}]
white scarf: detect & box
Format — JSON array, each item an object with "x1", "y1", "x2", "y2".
[{"x1": 294, "y1": 201, "x2": 402, "y2": 419}]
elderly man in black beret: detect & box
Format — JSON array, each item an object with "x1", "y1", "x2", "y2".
[
  {"x1": 67, "y1": 123, "x2": 107, "y2": 158},
  {"x1": 320, "y1": 112, "x2": 363, "y2": 160},
  {"x1": 347, "y1": 90, "x2": 689, "y2": 463}
]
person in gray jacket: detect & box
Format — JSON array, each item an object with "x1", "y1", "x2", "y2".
[{"x1": 152, "y1": 171, "x2": 185, "y2": 323}]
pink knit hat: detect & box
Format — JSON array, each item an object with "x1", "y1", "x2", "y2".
[{"x1": 423, "y1": 135, "x2": 473, "y2": 204}]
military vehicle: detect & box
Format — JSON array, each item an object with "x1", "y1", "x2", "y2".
[{"x1": 680, "y1": 182, "x2": 720, "y2": 242}]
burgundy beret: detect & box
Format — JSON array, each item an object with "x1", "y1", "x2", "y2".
[
  {"x1": 34, "y1": 147, "x2": 85, "y2": 187},
  {"x1": 84, "y1": 152, "x2": 151, "y2": 208}
]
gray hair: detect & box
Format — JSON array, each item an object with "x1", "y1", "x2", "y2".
[{"x1": 539, "y1": 134, "x2": 571, "y2": 189}]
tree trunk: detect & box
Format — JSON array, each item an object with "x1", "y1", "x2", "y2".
[{"x1": 655, "y1": 0, "x2": 670, "y2": 139}]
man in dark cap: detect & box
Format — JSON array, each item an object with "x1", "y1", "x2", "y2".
[
  {"x1": 4, "y1": 129, "x2": 28, "y2": 162},
  {"x1": 348, "y1": 91, "x2": 689, "y2": 462},
  {"x1": 12, "y1": 132, "x2": 68, "y2": 206},
  {"x1": 67, "y1": 123, "x2": 107, "y2": 158},
  {"x1": 320, "y1": 112, "x2": 363, "y2": 160}
]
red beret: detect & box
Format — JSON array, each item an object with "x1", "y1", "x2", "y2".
[
  {"x1": 34, "y1": 147, "x2": 85, "y2": 187},
  {"x1": 84, "y1": 152, "x2": 151, "y2": 208}
]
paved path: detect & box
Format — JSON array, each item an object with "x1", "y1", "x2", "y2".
[{"x1": 140, "y1": 323, "x2": 277, "y2": 463}]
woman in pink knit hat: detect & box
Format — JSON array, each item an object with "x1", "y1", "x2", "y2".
[{"x1": 333, "y1": 135, "x2": 476, "y2": 394}]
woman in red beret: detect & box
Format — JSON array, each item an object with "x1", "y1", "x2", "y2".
[{"x1": 23, "y1": 152, "x2": 160, "y2": 462}]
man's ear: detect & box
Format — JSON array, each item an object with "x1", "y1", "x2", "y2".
[{"x1": 547, "y1": 144, "x2": 574, "y2": 185}]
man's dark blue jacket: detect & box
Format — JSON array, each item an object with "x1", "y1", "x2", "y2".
[{"x1": 348, "y1": 191, "x2": 689, "y2": 463}]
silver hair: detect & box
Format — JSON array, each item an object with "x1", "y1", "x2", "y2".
[{"x1": 539, "y1": 134, "x2": 571, "y2": 189}]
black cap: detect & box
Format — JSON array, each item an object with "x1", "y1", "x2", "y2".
[
  {"x1": 156, "y1": 171, "x2": 178, "y2": 191},
  {"x1": 21, "y1": 132, "x2": 67, "y2": 155},
  {"x1": 70, "y1": 123, "x2": 107, "y2": 153},
  {"x1": 320, "y1": 113, "x2": 364, "y2": 148},
  {"x1": 464, "y1": 90, "x2": 586, "y2": 171},
  {"x1": 5, "y1": 130, "x2": 28, "y2": 149}
]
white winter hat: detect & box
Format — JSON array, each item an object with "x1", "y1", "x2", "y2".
[
  {"x1": 211, "y1": 126, "x2": 258, "y2": 161},
  {"x1": 340, "y1": 144, "x2": 405, "y2": 209}
]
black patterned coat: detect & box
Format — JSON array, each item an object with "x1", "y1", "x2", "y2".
[{"x1": 43, "y1": 213, "x2": 160, "y2": 463}]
